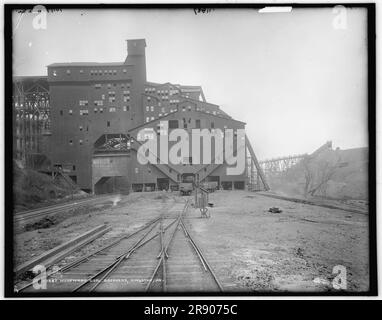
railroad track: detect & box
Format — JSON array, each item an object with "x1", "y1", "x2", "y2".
[
  {"x1": 18, "y1": 198, "x2": 223, "y2": 293},
  {"x1": 14, "y1": 194, "x2": 119, "y2": 224},
  {"x1": 146, "y1": 207, "x2": 223, "y2": 292}
]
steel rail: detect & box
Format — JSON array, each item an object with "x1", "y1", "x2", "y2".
[
  {"x1": 146, "y1": 201, "x2": 189, "y2": 292},
  {"x1": 86, "y1": 218, "x2": 162, "y2": 292},
  {"x1": 113, "y1": 217, "x2": 178, "y2": 261},
  {"x1": 14, "y1": 195, "x2": 117, "y2": 223},
  {"x1": 14, "y1": 194, "x2": 116, "y2": 216},
  {"x1": 179, "y1": 221, "x2": 208, "y2": 272},
  {"x1": 19, "y1": 198, "x2": 190, "y2": 293},
  {"x1": 73, "y1": 218, "x2": 161, "y2": 292},
  {"x1": 17, "y1": 216, "x2": 162, "y2": 292},
  {"x1": 179, "y1": 218, "x2": 224, "y2": 292},
  {"x1": 74, "y1": 216, "x2": 180, "y2": 292}
]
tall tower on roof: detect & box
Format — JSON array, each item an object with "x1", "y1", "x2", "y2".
[
  {"x1": 125, "y1": 39, "x2": 147, "y2": 83},
  {"x1": 126, "y1": 39, "x2": 146, "y2": 57},
  {"x1": 125, "y1": 39, "x2": 147, "y2": 126}
]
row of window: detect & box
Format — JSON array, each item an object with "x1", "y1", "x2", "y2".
[
  {"x1": 145, "y1": 106, "x2": 178, "y2": 114},
  {"x1": 60, "y1": 106, "x2": 129, "y2": 116},
  {"x1": 145, "y1": 92, "x2": 168, "y2": 100},
  {"x1": 69, "y1": 139, "x2": 84, "y2": 145},
  {"x1": 90, "y1": 69, "x2": 127, "y2": 76},
  {"x1": 78, "y1": 94, "x2": 130, "y2": 106},
  {"x1": 95, "y1": 83, "x2": 131, "y2": 89},
  {"x1": 166, "y1": 119, "x2": 215, "y2": 129},
  {"x1": 144, "y1": 88, "x2": 180, "y2": 96},
  {"x1": 143, "y1": 109, "x2": 182, "y2": 123},
  {"x1": 141, "y1": 104, "x2": 221, "y2": 116},
  {"x1": 52, "y1": 69, "x2": 128, "y2": 77},
  {"x1": 145, "y1": 117, "x2": 156, "y2": 123},
  {"x1": 195, "y1": 107, "x2": 220, "y2": 115}
]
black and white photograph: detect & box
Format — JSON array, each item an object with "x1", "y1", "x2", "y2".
[{"x1": 4, "y1": 2, "x2": 377, "y2": 298}]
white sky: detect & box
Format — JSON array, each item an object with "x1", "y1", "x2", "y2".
[{"x1": 12, "y1": 7, "x2": 368, "y2": 160}]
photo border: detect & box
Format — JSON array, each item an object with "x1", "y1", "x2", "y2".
[{"x1": 3, "y1": 2, "x2": 377, "y2": 298}]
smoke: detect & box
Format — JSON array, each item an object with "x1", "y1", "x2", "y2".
[{"x1": 112, "y1": 194, "x2": 121, "y2": 206}]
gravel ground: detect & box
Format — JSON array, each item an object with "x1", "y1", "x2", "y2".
[
  {"x1": 14, "y1": 190, "x2": 369, "y2": 293},
  {"x1": 14, "y1": 192, "x2": 177, "y2": 268},
  {"x1": 186, "y1": 190, "x2": 369, "y2": 292}
]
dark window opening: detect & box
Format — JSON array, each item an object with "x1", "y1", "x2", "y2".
[
  {"x1": 195, "y1": 119, "x2": 201, "y2": 128},
  {"x1": 222, "y1": 181, "x2": 233, "y2": 190},
  {"x1": 234, "y1": 181, "x2": 245, "y2": 190},
  {"x1": 132, "y1": 183, "x2": 143, "y2": 192},
  {"x1": 211, "y1": 121, "x2": 215, "y2": 129},
  {"x1": 60, "y1": 110, "x2": 63, "y2": 116},
  {"x1": 169, "y1": 120, "x2": 179, "y2": 129},
  {"x1": 107, "y1": 121, "x2": 110, "y2": 127}
]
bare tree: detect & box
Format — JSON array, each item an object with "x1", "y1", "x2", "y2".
[
  {"x1": 302, "y1": 158, "x2": 314, "y2": 197},
  {"x1": 302, "y1": 154, "x2": 341, "y2": 198}
]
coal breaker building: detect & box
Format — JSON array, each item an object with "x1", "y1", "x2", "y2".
[{"x1": 14, "y1": 39, "x2": 268, "y2": 194}]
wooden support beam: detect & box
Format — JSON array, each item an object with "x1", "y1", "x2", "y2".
[{"x1": 245, "y1": 135, "x2": 270, "y2": 191}]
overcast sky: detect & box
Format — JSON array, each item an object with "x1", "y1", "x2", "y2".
[{"x1": 12, "y1": 7, "x2": 368, "y2": 160}]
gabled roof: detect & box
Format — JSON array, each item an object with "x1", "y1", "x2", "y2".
[
  {"x1": 180, "y1": 97, "x2": 231, "y2": 118},
  {"x1": 145, "y1": 81, "x2": 202, "y2": 90},
  {"x1": 181, "y1": 96, "x2": 218, "y2": 108},
  {"x1": 128, "y1": 108, "x2": 245, "y2": 133}
]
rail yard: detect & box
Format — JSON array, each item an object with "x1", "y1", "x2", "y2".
[{"x1": 14, "y1": 190, "x2": 369, "y2": 293}]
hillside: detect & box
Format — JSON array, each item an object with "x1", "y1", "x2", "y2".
[
  {"x1": 13, "y1": 162, "x2": 86, "y2": 212},
  {"x1": 268, "y1": 147, "x2": 368, "y2": 200}
]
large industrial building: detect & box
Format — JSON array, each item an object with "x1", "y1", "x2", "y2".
[{"x1": 13, "y1": 39, "x2": 268, "y2": 194}]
